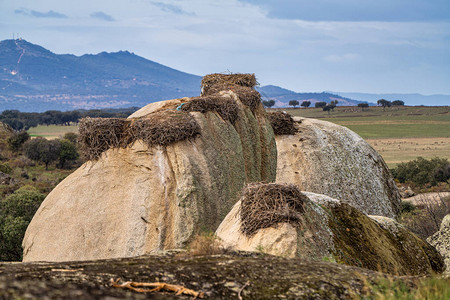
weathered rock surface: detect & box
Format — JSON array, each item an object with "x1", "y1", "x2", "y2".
[
  {"x1": 0, "y1": 252, "x2": 421, "y2": 299},
  {"x1": 276, "y1": 117, "x2": 401, "y2": 219},
  {"x1": 427, "y1": 214, "x2": 450, "y2": 275},
  {"x1": 22, "y1": 91, "x2": 276, "y2": 262},
  {"x1": 216, "y1": 192, "x2": 445, "y2": 276}
]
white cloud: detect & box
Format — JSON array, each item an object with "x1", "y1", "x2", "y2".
[{"x1": 0, "y1": 0, "x2": 449, "y2": 94}]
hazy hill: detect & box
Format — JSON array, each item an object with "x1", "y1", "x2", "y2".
[
  {"x1": 0, "y1": 39, "x2": 202, "y2": 111},
  {"x1": 257, "y1": 85, "x2": 367, "y2": 107}
]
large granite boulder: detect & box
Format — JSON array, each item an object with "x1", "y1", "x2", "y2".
[
  {"x1": 427, "y1": 214, "x2": 450, "y2": 275},
  {"x1": 23, "y1": 84, "x2": 277, "y2": 262},
  {"x1": 216, "y1": 183, "x2": 444, "y2": 276},
  {"x1": 275, "y1": 116, "x2": 401, "y2": 218}
]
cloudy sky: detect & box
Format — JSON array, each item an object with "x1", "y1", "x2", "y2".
[{"x1": 1, "y1": 0, "x2": 449, "y2": 94}]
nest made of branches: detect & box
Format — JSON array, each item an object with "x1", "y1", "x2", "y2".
[
  {"x1": 79, "y1": 117, "x2": 130, "y2": 161},
  {"x1": 78, "y1": 111, "x2": 200, "y2": 160},
  {"x1": 267, "y1": 111, "x2": 297, "y2": 135},
  {"x1": 240, "y1": 182, "x2": 307, "y2": 236},
  {"x1": 129, "y1": 110, "x2": 200, "y2": 147},
  {"x1": 180, "y1": 95, "x2": 239, "y2": 124},
  {"x1": 202, "y1": 83, "x2": 262, "y2": 113},
  {"x1": 201, "y1": 73, "x2": 257, "y2": 94}
]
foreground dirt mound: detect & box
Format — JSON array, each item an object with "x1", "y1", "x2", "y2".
[
  {"x1": 427, "y1": 214, "x2": 450, "y2": 275},
  {"x1": 23, "y1": 82, "x2": 276, "y2": 262},
  {"x1": 216, "y1": 185, "x2": 444, "y2": 276},
  {"x1": 275, "y1": 116, "x2": 401, "y2": 218},
  {"x1": 0, "y1": 253, "x2": 419, "y2": 299}
]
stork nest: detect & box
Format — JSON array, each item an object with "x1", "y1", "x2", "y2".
[
  {"x1": 129, "y1": 110, "x2": 200, "y2": 147},
  {"x1": 78, "y1": 110, "x2": 200, "y2": 160},
  {"x1": 202, "y1": 83, "x2": 262, "y2": 113},
  {"x1": 180, "y1": 95, "x2": 239, "y2": 124},
  {"x1": 240, "y1": 182, "x2": 307, "y2": 236},
  {"x1": 267, "y1": 112, "x2": 297, "y2": 135},
  {"x1": 201, "y1": 73, "x2": 257, "y2": 94},
  {"x1": 78, "y1": 118, "x2": 130, "y2": 161}
]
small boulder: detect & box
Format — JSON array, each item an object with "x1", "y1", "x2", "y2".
[{"x1": 427, "y1": 214, "x2": 450, "y2": 275}]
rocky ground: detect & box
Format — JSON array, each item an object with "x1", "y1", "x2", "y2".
[{"x1": 0, "y1": 252, "x2": 421, "y2": 299}]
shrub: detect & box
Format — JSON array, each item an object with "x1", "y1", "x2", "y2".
[
  {"x1": 7, "y1": 131, "x2": 30, "y2": 152},
  {"x1": 392, "y1": 157, "x2": 450, "y2": 186},
  {"x1": 188, "y1": 232, "x2": 225, "y2": 256},
  {"x1": 0, "y1": 163, "x2": 12, "y2": 174},
  {"x1": 0, "y1": 186, "x2": 46, "y2": 261}
]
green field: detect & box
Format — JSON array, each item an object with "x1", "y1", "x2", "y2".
[{"x1": 28, "y1": 125, "x2": 78, "y2": 139}]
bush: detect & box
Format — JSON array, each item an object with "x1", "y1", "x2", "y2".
[
  {"x1": 0, "y1": 186, "x2": 46, "y2": 261},
  {"x1": 0, "y1": 162, "x2": 12, "y2": 174},
  {"x1": 392, "y1": 157, "x2": 450, "y2": 186},
  {"x1": 7, "y1": 131, "x2": 30, "y2": 152},
  {"x1": 24, "y1": 138, "x2": 61, "y2": 170}
]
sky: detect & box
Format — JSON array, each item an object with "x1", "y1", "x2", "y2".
[{"x1": 1, "y1": 0, "x2": 450, "y2": 95}]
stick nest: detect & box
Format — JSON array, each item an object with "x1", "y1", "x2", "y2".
[
  {"x1": 240, "y1": 182, "x2": 307, "y2": 236},
  {"x1": 201, "y1": 73, "x2": 261, "y2": 112},
  {"x1": 267, "y1": 112, "x2": 297, "y2": 135},
  {"x1": 79, "y1": 110, "x2": 200, "y2": 160},
  {"x1": 180, "y1": 95, "x2": 239, "y2": 124},
  {"x1": 201, "y1": 73, "x2": 257, "y2": 93}
]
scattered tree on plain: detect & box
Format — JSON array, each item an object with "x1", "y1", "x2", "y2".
[
  {"x1": 377, "y1": 99, "x2": 392, "y2": 111},
  {"x1": 301, "y1": 101, "x2": 311, "y2": 108},
  {"x1": 392, "y1": 100, "x2": 405, "y2": 106},
  {"x1": 24, "y1": 138, "x2": 61, "y2": 170},
  {"x1": 262, "y1": 99, "x2": 275, "y2": 108},
  {"x1": 58, "y1": 139, "x2": 79, "y2": 169},
  {"x1": 289, "y1": 100, "x2": 300, "y2": 108},
  {"x1": 315, "y1": 101, "x2": 327, "y2": 108},
  {"x1": 358, "y1": 103, "x2": 369, "y2": 111}
]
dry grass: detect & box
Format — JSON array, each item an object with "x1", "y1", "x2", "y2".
[
  {"x1": 240, "y1": 182, "x2": 307, "y2": 236},
  {"x1": 188, "y1": 232, "x2": 226, "y2": 256},
  {"x1": 367, "y1": 138, "x2": 450, "y2": 167},
  {"x1": 266, "y1": 112, "x2": 297, "y2": 135}
]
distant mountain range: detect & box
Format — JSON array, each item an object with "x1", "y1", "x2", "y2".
[{"x1": 0, "y1": 39, "x2": 448, "y2": 112}]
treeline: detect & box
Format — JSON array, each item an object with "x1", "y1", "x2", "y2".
[{"x1": 0, "y1": 107, "x2": 140, "y2": 131}]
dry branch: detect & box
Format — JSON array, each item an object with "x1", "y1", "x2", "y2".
[
  {"x1": 240, "y1": 182, "x2": 307, "y2": 236},
  {"x1": 110, "y1": 278, "x2": 204, "y2": 298}
]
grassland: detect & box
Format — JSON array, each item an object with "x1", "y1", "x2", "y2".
[
  {"x1": 275, "y1": 105, "x2": 450, "y2": 167},
  {"x1": 27, "y1": 125, "x2": 78, "y2": 139}
]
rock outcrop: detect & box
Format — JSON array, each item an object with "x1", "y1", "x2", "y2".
[
  {"x1": 427, "y1": 214, "x2": 450, "y2": 275},
  {"x1": 0, "y1": 252, "x2": 423, "y2": 299},
  {"x1": 216, "y1": 187, "x2": 445, "y2": 276},
  {"x1": 275, "y1": 116, "x2": 401, "y2": 218},
  {"x1": 23, "y1": 84, "x2": 277, "y2": 262}
]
